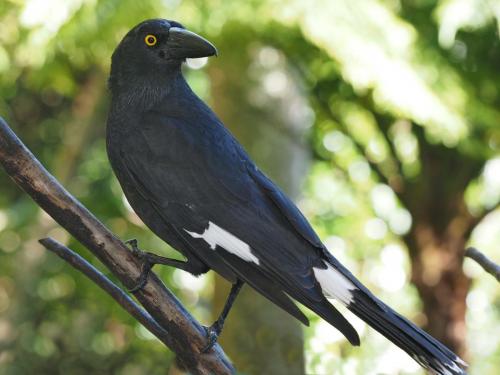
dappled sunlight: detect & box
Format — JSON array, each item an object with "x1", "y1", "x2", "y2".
[
  {"x1": 323, "y1": 130, "x2": 351, "y2": 154},
  {"x1": 19, "y1": 0, "x2": 85, "y2": 67},
  {"x1": 466, "y1": 157, "x2": 500, "y2": 214},
  {"x1": 172, "y1": 268, "x2": 207, "y2": 293},
  {"x1": 482, "y1": 157, "x2": 500, "y2": 206},
  {"x1": 371, "y1": 184, "x2": 412, "y2": 235},
  {"x1": 0, "y1": 0, "x2": 498, "y2": 373},
  {"x1": 372, "y1": 244, "x2": 407, "y2": 293},
  {"x1": 21, "y1": 0, "x2": 83, "y2": 31},
  {"x1": 436, "y1": 0, "x2": 500, "y2": 48},
  {"x1": 374, "y1": 343, "x2": 422, "y2": 375},
  {"x1": 279, "y1": 0, "x2": 469, "y2": 145},
  {"x1": 364, "y1": 217, "x2": 388, "y2": 240},
  {"x1": 0, "y1": 210, "x2": 8, "y2": 232}
]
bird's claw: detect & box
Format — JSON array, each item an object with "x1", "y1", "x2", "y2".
[
  {"x1": 125, "y1": 239, "x2": 152, "y2": 292},
  {"x1": 127, "y1": 266, "x2": 150, "y2": 293},
  {"x1": 125, "y1": 238, "x2": 141, "y2": 256},
  {"x1": 201, "y1": 323, "x2": 221, "y2": 353}
]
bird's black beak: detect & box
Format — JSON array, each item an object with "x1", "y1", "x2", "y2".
[{"x1": 167, "y1": 27, "x2": 217, "y2": 59}]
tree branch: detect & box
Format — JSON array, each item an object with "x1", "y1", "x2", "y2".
[
  {"x1": 0, "y1": 117, "x2": 234, "y2": 375},
  {"x1": 39, "y1": 237, "x2": 172, "y2": 347},
  {"x1": 465, "y1": 247, "x2": 500, "y2": 282}
]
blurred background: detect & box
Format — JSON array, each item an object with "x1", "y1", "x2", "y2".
[{"x1": 0, "y1": 0, "x2": 499, "y2": 374}]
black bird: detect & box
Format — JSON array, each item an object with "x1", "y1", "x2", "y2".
[{"x1": 106, "y1": 19, "x2": 467, "y2": 374}]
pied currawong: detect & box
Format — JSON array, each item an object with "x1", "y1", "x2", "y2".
[{"x1": 106, "y1": 19, "x2": 467, "y2": 375}]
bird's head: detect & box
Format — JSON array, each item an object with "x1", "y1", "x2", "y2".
[{"x1": 109, "y1": 19, "x2": 217, "y2": 92}]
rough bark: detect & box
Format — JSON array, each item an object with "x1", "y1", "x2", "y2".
[{"x1": 0, "y1": 116, "x2": 234, "y2": 375}]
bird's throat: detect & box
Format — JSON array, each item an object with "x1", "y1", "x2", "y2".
[{"x1": 110, "y1": 68, "x2": 186, "y2": 111}]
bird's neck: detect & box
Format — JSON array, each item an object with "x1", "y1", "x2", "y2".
[{"x1": 109, "y1": 67, "x2": 189, "y2": 111}]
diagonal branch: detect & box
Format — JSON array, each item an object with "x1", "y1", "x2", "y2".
[
  {"x1": 465, "y1": 247, "x2": 500, "y2": 283},
  {"x1": 0, "y1": 117, "x2": 234, "y2": 375},
  {"x1": 39, "y1": 237, "x2": 172, "y2": 347}
]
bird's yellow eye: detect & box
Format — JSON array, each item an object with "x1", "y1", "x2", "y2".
[{"x1": 144, "y1": 34, "x2": 157, "y2": 46}]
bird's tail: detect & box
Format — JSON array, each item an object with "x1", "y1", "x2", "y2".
[
  {"x1": 347, "y1": 289, "x2": 467, "y2": 375},
  {"x1": 318, "y1": 259, "x2": 468, "y2": 375}
]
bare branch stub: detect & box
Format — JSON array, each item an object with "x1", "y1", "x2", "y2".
[
  {"x1": 0, "y1": 117, "x2": 234, "y2": 375},
  {"x1": 465, "y1": 247, "x2": 500, "y2": 283}
]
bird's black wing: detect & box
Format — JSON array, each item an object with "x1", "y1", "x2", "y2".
[
  {"x1": 118, "y1": 111, "x2": 468, "y2": 374},
  {"x1": 245, "y1": 163, "x2": 323, "y2": 248},
  {"x1": 212, "y1": 131, "x2": 467, "y2": 375},
  {"x1": 118, "y1": 111, "x2": 360, "y2": 344}
]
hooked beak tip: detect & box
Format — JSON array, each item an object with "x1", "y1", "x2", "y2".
[{"x1": 167, "y1": 27, "x2": 217, "y2": 59}]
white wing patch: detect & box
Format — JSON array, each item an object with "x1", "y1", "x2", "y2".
[
  {"x1": 185, "y1": 222, "x2": 260, "y2": 265},
  {"x1": 313, "y1": 263, "x2": 356, "y2": 305}
]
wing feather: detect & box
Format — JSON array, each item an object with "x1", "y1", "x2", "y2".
[{"x1": 117, "y1": 112, "x2": 358, "y2": 343}]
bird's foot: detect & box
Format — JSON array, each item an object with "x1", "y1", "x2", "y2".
[
  {"x1": 201, "y1": 321, "x2": 222, "y2": 353},
  {"x1": 200, "y1": 280, "x2": 242, "y2": 352},
  {"x1": 125, "y1": 238, "x2": 153, "y2": 292},
  {"x1": 125, "y1": 238, "x2": 142, "y2": 256}
]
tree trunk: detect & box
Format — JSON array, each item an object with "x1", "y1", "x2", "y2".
[
  {"x1": 401, "y1": 126, "x2": 483, "y2": 358},
  {"x1": 405, "y1": 222, "x2": 471, "y2": 356},
  {"x1": 205, "y1": 23, "x2": 309, "y2": 375}
]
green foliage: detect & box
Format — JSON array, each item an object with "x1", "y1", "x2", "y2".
[{"x1": 0, "y1": 0, "x2": 499, "y2": 374}]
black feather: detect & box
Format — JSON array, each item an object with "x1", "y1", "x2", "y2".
[
  {"x1": 347, "y1": 288, "x2": 466, "y2": 375},
  {"x1": 106, "y1": 19, "x2": 467, "y2": 375}
]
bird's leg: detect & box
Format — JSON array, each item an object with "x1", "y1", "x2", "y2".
[
  {"x1": 125, "y1": 239, "x2": 207, "y2": 292},
  {"x1": 202, "y1": 279, "x2": 244, "y2": 352}
]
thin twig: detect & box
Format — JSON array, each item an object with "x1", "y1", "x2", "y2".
[
  {"x1": 465, "y1": 247, "x2": 500, "y2": 282},
  {"x1": 0, "y1": 117, "x2": 234, "y2": 375},
  {"x1": 39, "y1": 237, "x2": 171, "y2": 347}
]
